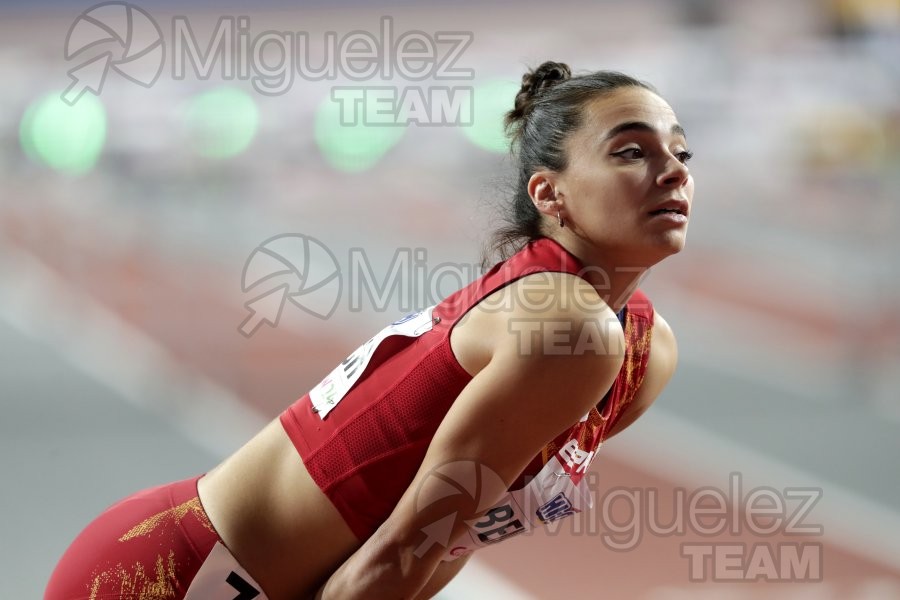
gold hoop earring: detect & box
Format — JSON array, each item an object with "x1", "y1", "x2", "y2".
[{"x1": 557, "y1": 210, "x2": 565, "y2": 228}]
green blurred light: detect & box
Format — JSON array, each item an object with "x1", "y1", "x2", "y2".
[
  {"x1": 462, "y1": 79, "x2": 520, "y2": 154},
  {"x1": 19, "y1": 92, "x2": 107, "y2": 174},
  {"x1": 184, "y1": 88, "x2": 259, "y2": 158},
  {"x1": 314, "y1": 93, "x2": 406, "y2": 173}
]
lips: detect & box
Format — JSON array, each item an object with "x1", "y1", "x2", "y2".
[{"x1": 648, "y1": 199, "x2": 689, "y2": 217}]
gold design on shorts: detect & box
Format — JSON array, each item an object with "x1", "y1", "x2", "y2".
[
  {"x1": 88, "y1": 551, "x2": 178, "y2": 600},
  {"x1": 87, "y1": 495, "x2": 217, "y2": 599},
  {"x1": 118, "y1": 497, "x2": 214, "y2": 541}
]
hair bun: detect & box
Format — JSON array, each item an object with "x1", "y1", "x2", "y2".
[
  {"x1": 505, "y1": 61, "x2": 572, "y2": 142},
  {"x1": 522, "y1": 61, "x2": 572, "y2": 98}
]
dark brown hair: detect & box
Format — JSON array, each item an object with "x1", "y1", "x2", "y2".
[{"x1": 484, "y1": 61, "x2": 657, "y2": 265}]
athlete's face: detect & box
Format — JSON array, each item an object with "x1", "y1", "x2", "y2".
[{"x1": 541, "y1": 86, "x2": 694, "y2": 265}]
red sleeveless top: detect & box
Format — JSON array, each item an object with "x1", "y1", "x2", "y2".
[{"x1": 279, "y1": 237, "x2": 654, "y2": 546}]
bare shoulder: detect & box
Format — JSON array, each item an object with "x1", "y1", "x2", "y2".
[
  {"x1": 490, "y1": 271, "x2": 627, "y2": 381},
  {"x1": 451, "y1": 272, "x2": 625, "y2": 404},
  {"x1": 651, "y1": 309, "x2": 678, "y2": 366},
  {"x1": 451, "y1": 271, "x2": 625, "y2": 376}
]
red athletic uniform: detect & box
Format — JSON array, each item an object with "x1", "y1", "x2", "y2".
[
  {"x1": 280, "y1": 236, "x2": 654, "y2": 554},
  {"x1": 45, "y1": 237, "x2": 654, "y2": 598},
  {"x1": 44, "y1": 477, "x2": 264, "y2": 600}
]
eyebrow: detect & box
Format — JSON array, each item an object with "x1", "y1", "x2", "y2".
[{"x1": 602, "y1": 121, "x2": 687, "y2": 141}]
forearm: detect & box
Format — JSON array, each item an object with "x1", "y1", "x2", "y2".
[
  {"x1": 314, "y1": 537, "x2": 434, "y2": 600},
  {"x1": 314, "y1": 559, "x2": 463, "y2": 600},
  {"x1": 411, "y1": 554, "x2": 471, "y2": 600}
]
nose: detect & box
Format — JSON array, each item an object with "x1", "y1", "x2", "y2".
[{"x1": 656, "y1": 154, "x2": 690, "y2": 189}]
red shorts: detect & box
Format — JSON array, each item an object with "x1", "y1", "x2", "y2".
[{"x1": 45, "y1": 476, "x2": 254, "y2": 600}]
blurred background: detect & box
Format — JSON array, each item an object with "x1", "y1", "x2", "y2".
[{"x1": 2, "y1": 0, "x2": 899, "y2": 597}]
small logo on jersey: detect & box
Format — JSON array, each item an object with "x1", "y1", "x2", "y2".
[
  {"x1": 558, "y1": 438, "x2": 596, "y2": 474},
  {"x1": 392, "y1": 310, "x2": 423, "y2": 326},
  {"x1": 536, "y1": 492, "x2": 577, "y2": 523}
]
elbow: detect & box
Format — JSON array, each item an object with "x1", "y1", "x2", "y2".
[
  {"x1": 336, "y1": 532, "x2": 435, "y2": 598},
  {"x1": 319, "y1": 557, "x2": 428, "y2": 600}
]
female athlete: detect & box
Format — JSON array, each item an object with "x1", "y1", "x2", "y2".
[{"x1": 46, "y1": 60, "x2": 693, "y2": 599}]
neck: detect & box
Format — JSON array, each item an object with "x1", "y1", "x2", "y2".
[{"x1": 546, "y1": 233, "x2": 652, "y2": 314}]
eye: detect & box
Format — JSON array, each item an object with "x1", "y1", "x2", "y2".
[
  {"x1": 676, "y1": 150, "x2": 694, "y2": 164},
  {"x1": 611, "y1": 148, "x2": 644, "y2": 160}
]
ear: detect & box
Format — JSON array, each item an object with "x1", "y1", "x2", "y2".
[{"x1": 527, "y1": 170, "x2": 562, "y2": 218}]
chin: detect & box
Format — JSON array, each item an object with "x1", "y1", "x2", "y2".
[
  {"x1": 662, "y1": 239, "x2": 687, "y2": 258},
  {"x1": 642, "y1": 235, "x2": 687, "y2": 265},
  {"x1": 662, "y1": 227, "x2": 688, "y2": 249}
]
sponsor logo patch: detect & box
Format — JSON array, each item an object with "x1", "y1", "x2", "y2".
[{"x1": 536, "y1": 492, "x2": 576, "y2": 523}]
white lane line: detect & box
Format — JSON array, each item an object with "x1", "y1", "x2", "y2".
[
  {"x1": 604, "y1": 407, "x2": 900, "y2": 574},
  {"x1": 644, "y1": 285, "x2": 848, "y2": 403},
  {"x1": 655, "y1": 281, "x2": 898, "y2": 428},
  {"x1": 0, "y1": 246, "x2": 267, "y2": 459}
]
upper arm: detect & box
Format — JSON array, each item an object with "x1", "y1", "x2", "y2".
[
  {"x1": 416, "y1": 289, "x2": 625, "y2": 490},
  {"x1": 333, "y1": 274, "x2": 626, "y2": 596},
  {"x1": 604, "y1": 309, "x2": 678, "y2": 439}
]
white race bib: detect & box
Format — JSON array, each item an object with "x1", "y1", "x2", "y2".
[
  {"x1": 309, "y1": 306, "x2": 436, "y2": 419},
  {"x1": 443, "y1": 442, "x2": 600, "y2": 561},
  {"x1": 184, "y1": 541, "x2": 268, "y2": 599}
]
